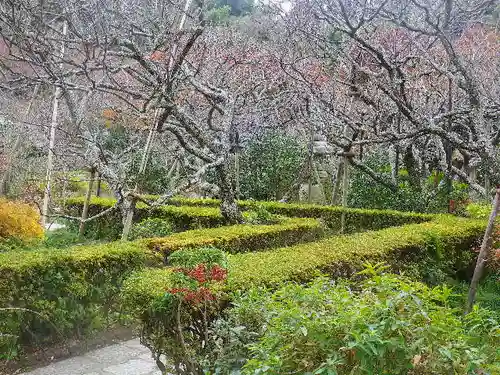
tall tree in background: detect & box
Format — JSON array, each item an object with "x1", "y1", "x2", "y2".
[
  {"x1": 0, "y1": 0, "x2": 281, "y2": 226},
  {"x1": 278, "y1": 0, "x2": 500, "y2": 196}
]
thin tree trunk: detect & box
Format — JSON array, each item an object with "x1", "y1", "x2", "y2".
[
  {"x1": 234, "y1": 151, "x2": 240, "y2": 200},
  {"x1": 121, "y1": 196, "x2": 136, "y2": 241},
  {"x1": 121, "y1": 111, "x2": 158, "y2": 240},
  {"x1": 307, "y1": 123, "x2": 314, "y2": 204},
  {"x1": 391, "y1": 146, "x2": 400, "y2": 185},
  {"x1": 466, "y1": 186, "x2": 500, "y2": 314},
  {"x1": 78, "y1": 168, "x2": 96, "y2": 239},
  {"x1": 41, "y1": 21, "x2": 67, "y2": 227},
  {"x1": 96, "y1": 173, "x2": 102, "y2": 197},
  {"x1": 331, "y1": 160, "x2": 344, "y2": 205},
  {"x1": 340, "y1": 155, "x2": 349, "y2": 233},
  {"x1": 121, "y1": 0, "x2": 193, "y2": 240}
]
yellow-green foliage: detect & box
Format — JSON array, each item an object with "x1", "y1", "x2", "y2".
[
  {"x1": 187, "y1": 196, "x2": 434, "y2": 231},
  {"x1": 0, "y1": 241, "x2": 148, "y2": 353},
  {"x1": 465, "y1": 203, "x2": 497, "y2": 220},
  {"x1": 0, "y1": 217, "x2": 323, "y2": 353},
  {"x1": 64, "y1": 197, "x2": 226, "y2": 239},
  {"x1": 144, "y1": 195, "x2": 433, "y2": 230},
  {"x1": 66, "y1": 196, "x2": 432, "y2": 238},
  {"x1": 0, "y1": 198, "x2": 43, "y2": 241},
  {"x1": 121, "y1": 215, "x2": 486, "y2": 315},
  {"x1": 144, "y1": 217, "x2": 324, "y2": 261},
  {"x1": 227, "y1": 215, "x2": 485, "y2": 288}
]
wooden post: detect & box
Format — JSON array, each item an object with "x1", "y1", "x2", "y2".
[
  {"x1": 466, "y1": 186, "x2": 500, "y2": 313},
  {"x1": 234, "y1": 151, "x2": 240, "y2": 200},
  {"x1": 331, "y1": 160, "x2": 343, "y2": 205},
  {"x1": 96, "y1": 173, "x2": 102, "y2": 197},
  {"x1": 78, "y1": 168, "x2": 96, "y2": 239},
  {"x1": 308, "y1": 125, "x2": 314, "y2": 204},
  {"x1": 340, "y1": 155, "x2": 349, "y2": 233}
]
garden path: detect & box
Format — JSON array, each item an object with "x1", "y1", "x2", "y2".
[{"x1": 20, "y1": 339, "x2": 166, "y2": 375}]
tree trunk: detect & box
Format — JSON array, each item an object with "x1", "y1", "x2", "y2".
[
  {"x1": 96, "y1": 174, "x2": 102, "y2": 197},
  {"x1": 121, "y1": 196, "x2": 136, "y2": 241},
  {"x1": 0, "y1": 137, "x2": 21, "y2": 196},
  {"x1": 78, "y1": 168, "x2": 96, "y2": 239},
  {"x1": 121, "y1": 111, "x2": 159, "y2": 240},
  {"x1": 340, "y1": 156, "x2": 349, "y2": 233},
  {"x1": 391, "y1": 146, "x2": 400, "y2": 185},
  {"x1": 466, "y1": 186, "x2": 500, "y2": 314},
  {"x1": 307, "y1": 124, "x2": 314, "y2": 204},
  {"x1": 403, "y1": 146, "x2": 421, "y2": 191},
  {"x1": 41, "y1": 21, "x2": 67, "y2": 227},
  {"x1": 215, "y1": 161, "x2": 242, "y2": 224},
  {"x1": 331, "y1": 160, "x2": 344, "y2": 205}
]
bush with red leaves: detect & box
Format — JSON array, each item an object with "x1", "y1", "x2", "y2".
[{"x1": 168, "y1": 263, "x2": 228, "y2": 306}]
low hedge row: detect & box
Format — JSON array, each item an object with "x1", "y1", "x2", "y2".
[
  {"x1": 66, "y1": 196, "x2": 432, "y2": 237},
  {"x1": 121, "y1": 215, "x2": 486, "y2": 315},
  {"x1": 144, "y1": 217, "x2": 324, "y2": 262},
  {"x1": 227, "y1": 215, "x2": 484, "y2": 288},
  {"x1": 0, "y1": 217, "x2": 323, "y2": 354},
  {"x1": 0, "y1": 241, "x2": 148, "y2": 355},
  {"x1": 65, "y1": 197, "x2": 225, "y2": 239}
]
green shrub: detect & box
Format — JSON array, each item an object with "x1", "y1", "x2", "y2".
[
  {"x1": 465, "y1": 203, "x2": 495, "y2": 220},
  {"x1": 245, "y1": 204, "x2": 281, "y2": 224},
  {"x1": 130, "y1": 218, "x2": 173, "y2": 240},
  {"x1": 347, "y1": 154, "x2": 470, "y2": 214},
  {"x1": 121, "y1": 215, "x2": 486, "y2": 323},
  {"x1": 168, "y1": 247, "x2": 228, "y2": 269},
  {"x1": 42, "y1": 228, "x2": 82, "y2": 248},
  {"x1": 449, "y1": 274, "x2": 500, "y2": 315},
  {"x1": 239, "y1": 129, "x2": 306, "y2": 201},
  {"x1": 139, "y1": 248, "x2": 229, "y2": 374},
  {"x1": 67, "y1": 196, "x2": 431, "y2": 236},
  {"x1": 227, "y1": 216, "x2": 484, "y2": 289},
  {"x1": 168, "y1": 196, "x2": 432, "y2": 231},
  {"x1": 0, "y1": 241, "x2": 148, "y2": 357},
  {"x1": 218, "y1": 271, "x2": 499, "y2": 375},
  {"x1": 64, "y1": 197, "x2": 226, "y2": 240},
  {"x1": 143, "y1": 217, "x2": 324, "y2": 262}
]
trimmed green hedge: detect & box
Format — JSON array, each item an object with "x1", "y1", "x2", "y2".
[
  {"x1": 163, "y1": 196, "x2": 432, "y2": 229},
  {"x1": 227, "y1": 215, "x2": 484, "y2": 288},
  {"x1": 144, "y1": 217, "x2": 324, "y2": 262},
  {"x1": 65, "y1": 197, "x2": 224, "y2": 239},
  {"x1": 121, "y1": 215, "x2": 485, "y2": 315},
  {"x1": 66, "y1": 196, "x2": 432, "y2": 237},
  {"x1": 0, "y1": 242, "x2": 148, "y2": 355},
  {"x1": 0, "y1": 217, "x2": 323, "y2": 354}
]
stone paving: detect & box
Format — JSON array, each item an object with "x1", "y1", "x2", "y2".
[{"x1": 20, "y1": 339, "x2": 163, "y2": 375}]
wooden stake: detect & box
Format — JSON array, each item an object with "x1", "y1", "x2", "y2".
[
  {"x1": 78, "y1": 168, "x2": 96, "y2": 239},
  {"x1": 466, "y1": 186, "x2": 500, "y2": 313}
]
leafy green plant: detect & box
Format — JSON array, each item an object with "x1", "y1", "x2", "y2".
[
  {"x1": 0, "y1": 241, "x2": 146, "y2": 356},
  {"x1": 215, "y1": 269, "x2": 499, "y2": 375},
  {"x1": 42, "y1": 228, "x2": 82, "y2": 248},
  {"x1": 129, "y1": 218, "x2": 173, "y2": 240},
  {"x1": 348, "y1": 154, "x2": 470, "y2": 214},
  {"x1": 240, "y1": 130, "x2": 306, "y2": 201},
  {"x1": 465, "y1": 203, "x2": 495, "y2": 220},
  {"x1": 245, "y1": 204, "x2": 281, "y2": 224},
  {"x1": 140, "y1": 248, "x2": 229, "y2": 375}
]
